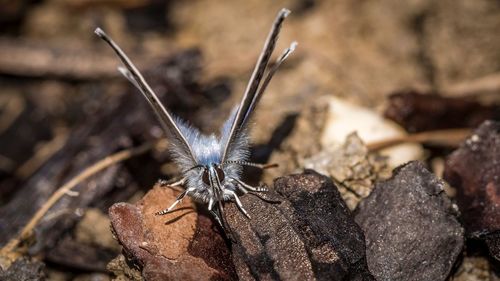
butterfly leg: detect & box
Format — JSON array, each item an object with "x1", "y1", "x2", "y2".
[
  {"x1": 230, "y1": 177, "x2": 281, "y2": 204},
  {"x1": 158, "y1": 177, "x2": 186, "y2": 188},
  {"x1": 230, "y1": 177, "x2": 268, "y2": 193},
  {"x1": 209, "y1": 208, "x2": 234, "y2": 242},
  {"x1": 209, "y1": 210, "x2": 225, "y2": 229},
  {"x1": 155, "y1": 187, "x2": 193, "y2": 215},
  {"x1": 207, "y1": 202, "x2": 236, "y2": 242},
  {"x1": 226, "y1": 190, "x2": 251, "y2": 219},
  {"x1": 208, "y1": 198, "x2": 214, "y2": 211}
]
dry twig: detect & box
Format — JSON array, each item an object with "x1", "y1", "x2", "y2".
[
  {"x1": 15, "y1": 129, "x2": 69, "y2": 179},
  {"x1": 0, "y1": 141, "x2": 157, "y2": 269},
  {"x1": 366, "y1": 128, "x2": 471, "y2": 151}
]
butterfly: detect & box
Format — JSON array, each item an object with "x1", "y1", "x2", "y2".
[{"x1": 95, "y1": 8, "x2": 296, "y2": 233}]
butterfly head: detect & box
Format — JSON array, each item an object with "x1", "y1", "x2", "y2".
[{"x1": 201, "y1": 163, "x2": 226, "y2": 188}]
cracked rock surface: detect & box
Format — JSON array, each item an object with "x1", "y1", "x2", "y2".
[
  {"x1": 304, "y1": 133, "x2": 390, "y2": 210},
  {"x1": 354, "y1": 161, "x2": 464, "y2": 281}
]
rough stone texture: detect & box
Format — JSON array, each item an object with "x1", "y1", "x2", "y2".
[
  {"x1": 304, "y1": 133, "x2": 390, "y2": 210},
  {"x1": 263, "y1": 100, "x2": 390, "y2": 211},
  {"x1": 452, "y1": 256, "x2": 493, "y2": 281},
  {"x1": 107, "y1": 254, "x2": 142, "y2": 281},
  {"x1": 485, "y1": 233, "x2": 500, "y2": 261},
  {"x1": 0, "y1": 258, "x2": 45, "y2": 281},
  {"x1": 108, "y1": 184, "x2": 236, "y2": 281},
  {"x1": 226, "y1": 170, "x2": 375, "y2": 281},
  {"x1": 444, "y1": 120, "x2": 500, "y2": 261},
  {"x1": 355, "y1": 161, "x2": 464, "y2": 281}
]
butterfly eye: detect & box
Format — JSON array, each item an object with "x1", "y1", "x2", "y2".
[
  {"x1": 215, "y1": 166, "x2": 225, "y2": 182},
  {"x1": 202, "y1": 170, "x2": 210, "y2": 185}
]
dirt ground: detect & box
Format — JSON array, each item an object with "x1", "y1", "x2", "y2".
[{"x1": 1, "y1": 0, "x2": 499, "y2": 280}]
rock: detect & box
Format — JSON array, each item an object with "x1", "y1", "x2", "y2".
[
  {"x1": 304, "y1": 133, "x2": 390, "y2": 210},
  {"x1": 384, "y1": 90, "x2": 500, "y2": 133},
  {"x1": 264, "y1": 100, "x2": 390, "y2": 210},
  {"x1": 108, "y1": 184, "x2": 236, "y2": 281},
  {"x1": 45, "y1": 235, "x2": 116, "y2": 272},
  {"x1": 321, "y1": 96, "x2": 424, "y2": 168},
  {"x1": 225, "y1": 170, "x2": 375, "y2": 281},
  {"x1": 106, "y1": 254, "x2": 142, "y2": 281},
  {"x1": 485, "y1": 233, "x2": 500, "y2": 261},
  {"x1": 444, "y1": 120, "x2": 500, "y2": 261},
  {"x1": 355, "y1": 161, "x2": 464, "y2": 281},
  {"x1": 0, "y1": 258, "x2": 45, "y2": 281},
  {"x1": 452, "y1": 256, "x2": 492, "y2": 281},
  {"x1": 263, "y1": 101, "x2": 328, "y2": 184},
  {"x1": 75, "y1": 208, "x2": 119, "y2": 251}
]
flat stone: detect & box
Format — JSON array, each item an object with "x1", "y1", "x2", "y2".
[
  {"x1": 355, "y1": 161, "x2": 464, "y2": 281},
  {"x1": 225, "y1": 170, "x2": 375, "y2": 281}
]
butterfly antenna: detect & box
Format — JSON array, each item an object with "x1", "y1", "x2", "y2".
[{"x1": 223, "y1": 160, "x2": 278, "y2": 170}]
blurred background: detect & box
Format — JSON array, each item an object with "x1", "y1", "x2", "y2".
[{"x1": 1, "y1": 0, "x2": 499, "y2": 280}]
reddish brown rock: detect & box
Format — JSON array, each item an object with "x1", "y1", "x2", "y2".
[
  {"x1": 444, "y1": 120, "x2": 500, "y2": 261},
  {"x1": 108, "y1": 184, "x2": 236, "y2": 281},
  {"x1": 384, "y1": 90, "x2": 500, "y2": 133}
]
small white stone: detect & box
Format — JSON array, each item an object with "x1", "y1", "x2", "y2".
[{"x1": 321, "y1": 97, "x2": 424, "y2": 168}]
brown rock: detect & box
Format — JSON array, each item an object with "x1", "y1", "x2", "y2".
[
  {"x1": 385, "y1": 90, "x2": 500, "y2": 133},
  {"x1": 108, "y1": 184, "x2": 236, "y2": 281},
  {"x1": 304, "y1": 133, "x2": 390, "y2": 210},
  {"x1": 226, "y1": 171, "x2": 375, "y2": 281},
  {"x1": 444, "y1": 120, "x2": 500, "y2": 261}
]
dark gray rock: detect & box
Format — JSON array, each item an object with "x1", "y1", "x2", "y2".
[
  {"x1": 225, "y1": 170, "x2": 375, "y2": 281},
  {"x1": 444, "y1": 120, "x2": 500, "y2": 261},
  {"x1": 355, "y1": 161, "x2": 464, "y2": 281},
  {"x1": 485, "y1": 232, "x2": 500, "y2": 261}
]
